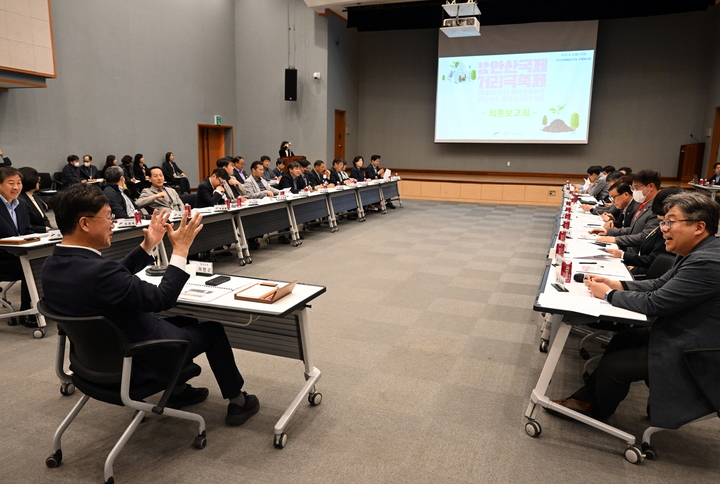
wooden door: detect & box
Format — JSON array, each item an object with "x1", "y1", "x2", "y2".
[
  {"x1": 706, "y1": 107, "x2": 720, "y2": 178},
  {"x1": 334, "y1": 110, "x2": 346, "y2": 160},
  {"x1": 198, "y1": 125, "x2": 234, "y2": 180}
]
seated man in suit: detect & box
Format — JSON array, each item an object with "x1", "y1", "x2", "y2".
[
  {"x1": 709, "y1": 162, "x2": 720, "y2": 185},
  {"x1": 551, "y1": 193, "x2": 720, "y2": 429},
  {"x1": 0, "y1": 167, "x2": 33, "y2": 321},
  {"x1": 272, "y1": 159, "x2": 285, "y2": 178},
  {"x1": 103, "y1": 166, "x2": 139, "y2": 219},
  {"x1": 61, "y1": 155, "x2": 84, "y2": 186},
  {"x1": 0, "y1": 148, "x2": 12, "y2": 167},
  {"x1": 307, "y1": 160, "x2": 334, "y2": 188},
  {"x1": 580, "y1": 165, "x2": 609, "y2": 201},
  {"x1": 260, "y1": 156, "x2": 274, "y2": 182},
  {"x1": 278, "y1": 161, "x2": 310, "y2": 194},
  {"x1": 41, "y1": 184, "x2": 259, "y2": 425},
  {"x1": 244, "y1": 161, "x2": 279, "y2": 198},
  {"x1": 79, "y1": 155, "x2": 100, "y2": 182},
  {"x1": 232, "y1": 156, "x2": 248, "y2": 183},
  {"x1": 366, "y1": 154, "x2": 396, "y2": 209},
  {"x1": 591, "y1": 170, "x2": 661, "y2": 254},
  {"x1": 599, "y1": 182, "x2": 638, "y2": 231},
  {"x1": 329, "y1": 158, "x2": 353, "y2": 186},
  {"x1": 580, "y1": 171, "x2": 625, "y2": 215},
  {"x1": 136, "y1": 167, "x2": 185, "y2": 213},
  {"x1": 216, "y1": 158, "x2": 249, "y2": 200},
  {"x1": 196, "y1": 168, "x2": 231, "y2": 208}
]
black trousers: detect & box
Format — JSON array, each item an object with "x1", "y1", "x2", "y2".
[
  {"x1": 572, "y1": 328, "x2": 650, "y2": 420},
  {"x1": 0, "y1": 255, "x2": 31, "y2": 311},
  {"x1": 137, "y1": 316, "x2": 244, "y2": 401}
]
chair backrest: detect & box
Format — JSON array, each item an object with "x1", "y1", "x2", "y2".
[
  {"x1": 645, "y1": 253, "x2": 675, "y2": 280},
  {"x1": 38, "y1": 300, "x2": 128, "y2": 384},
  {"x1": 38, "y1": 172, "x2": 53, "y2": 189},
  {"x1": 180, "y1": 192, "x2": 196, "y2": 208}
]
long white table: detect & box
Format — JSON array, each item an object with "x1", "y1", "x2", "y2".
[
  {"x1": 524, "y1": 191, "x2": 650, "y2": 461},
  {"x1": 137, "y1": 272, "x2": 326, "y2": 449}
]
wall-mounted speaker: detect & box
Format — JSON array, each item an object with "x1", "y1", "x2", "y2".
[{"x1": 285, "y1": 68, "x2": 297, "y2": 101}]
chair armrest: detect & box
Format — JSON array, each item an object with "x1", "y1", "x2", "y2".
[{"x1": 124, "y1": 339, "x2": 191, "y2": 415}]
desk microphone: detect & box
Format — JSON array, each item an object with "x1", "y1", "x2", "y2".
[{"x1": 573, "y1": 273, "x2": 586, "y2": 283}]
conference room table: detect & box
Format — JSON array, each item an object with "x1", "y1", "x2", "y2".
[
  {"x1": 524, "y1": 190, "x2": 650, "y2": 463},
  {"x1": 137, "y1": 272, "x2": 326, "y2": 449},
  {"x1": 687, "y1": 181, "x2": 720, "y2": 200}
]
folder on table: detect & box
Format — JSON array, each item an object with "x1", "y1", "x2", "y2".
[{"x1": 233, "y1": 280, "x2": 297, "y2": 304}]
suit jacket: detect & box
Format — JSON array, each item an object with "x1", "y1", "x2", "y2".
[
  {"x1": 613, "y1": 236, "x2": 720, "y2": 429},
  {"x1": 350, "y1": 167, "x2": 365, "y2": 181},
  {"x1": 709, "y1": 173, "x2": 720, "y2": 185},
  {"x1": 233, "y1": 168, "x2": 248, "y2": 183},
  {"x1": 41, "y1": 245, "x2": 191, "y2": 383},
  {"x1": 606, "y1": 199, "x2": 658, "y2": 251},
  {"x1": 329, "y1": 167, "x2": 348, "y2": 186},
  {"x1": 104, "y1": 184, "x2": 136, "y2": 219},
  {"x1": 136, "y1": 185, "x2": 184, "y2": 212},
  {"x1": 306, "y1": 169, "x2": 327, "y2": 187},
  {"x1": 272, "y1": 167, "x2": 284, "y2": 178},
  {"x1": 18, "y1": 192, "x2": 51, "y2": 232},
  {"x1": 365, "y1": 164, "x2": 382, "y2": 180},
  {"x1": 624, "y1": 226, "x2": 671, "y2": 275},
  {"x1": 162, "y1": 160, "x2": 185, "y2": 180},
  {"x1": 277, "y1": 173, "x2": 307, "y2": 194},
  {"x1": 0, "y1": 198, "x2": 33, "y2": 237},
  {"x1": 587, "y1": 173, "x2": 609, "y2": 201},
  {"x1": 61, "y1": 164, "x2": 82, "y2": 186},
  {"x1": 1, "y1": 156, "x2": 11, "y2": 167},
  {"x1": 196, "y1": 178, "x2": 224, "y2": 208},
  {"x1": 261, "y1": 169, "x2": 274, "y2": 182},
  {"x1": 79, "y1": 165, "x2": 99, "y2": 180},
  {"x1": 279, "y1": 149, "x2": 294, "y2": 158},
  {"x1": 132, "y1": 164, "x2": 149, "y2": 180},
  {"x1": 244, "y1": 176, "x2": 279, "y2": 198}
]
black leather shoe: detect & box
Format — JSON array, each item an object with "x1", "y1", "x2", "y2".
[
  {"x1": 278, "y1": 235, "x2": 291, "y2": 244},
  {"x1": 386, "y1": 201, "x2": 396, "y2": 209},
  {"x1": 166, "y1": 385, "x2": 209, "y2": 409},
  {"x1": 248, "y1": 238, "x2": 260, "y2": 250},
  {"x1": 20, "y1": 315, "x2": 39, "y2": 328},
  {"x1": 226, "y1": 392, "x2": 260, "y2": 426}
]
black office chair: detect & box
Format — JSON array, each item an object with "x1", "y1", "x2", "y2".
[
  {"x1": 636, "y1": 253, "x2": 675, "y2": 281},
  {"x1": 180, "y1": 192, "x2": 196, "y2": 208},
  {"x1": 52, "y1": 172, "x2": 67, "y2": 192},
  {"x1": 36, "y1": 172, "x2": 58, "y2": 202},
  {"x1": 38, "y1": 300, "x2": 207, "y2": 484}
]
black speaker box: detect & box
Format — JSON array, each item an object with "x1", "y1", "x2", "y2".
[{"x1": 285, "y1": 68, "x2": 297, "y2": 101}]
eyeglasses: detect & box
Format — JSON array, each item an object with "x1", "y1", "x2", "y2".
[
  {"x1": 659, "y1": 219, "x2": 699, "y2": 229},
  {"x1": 631, "y1": 185, "x2": 645, "y2": 192},
  {"x1": 84, "y1": 214, "x2": 115, "y2": 223}
]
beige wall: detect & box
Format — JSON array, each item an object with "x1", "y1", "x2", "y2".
[
  {"x1": 0, "y1": 0, "x2": 54, "y2": 76},
  {"x1": 399, "y1": 180, "x2": 562, "y2": 206}
]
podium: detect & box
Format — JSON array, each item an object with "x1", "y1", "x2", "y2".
[{"x1": 677, "y1": 143, "x2": 704, "y2": 182}]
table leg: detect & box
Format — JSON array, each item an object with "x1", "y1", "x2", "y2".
[
  {"x1": 233, "y1": 213, "x2": 251, "y2": 264},
  {"x1": 19, "y1": 254, "x2": 45, "y2": 336},
  {"x1": 286, "y1": 205, "x2": 302, "y2": 247}
]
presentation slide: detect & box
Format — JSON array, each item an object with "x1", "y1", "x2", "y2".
[{"x1": 435, "y1": 50, "x2": 595, "y2": 144}]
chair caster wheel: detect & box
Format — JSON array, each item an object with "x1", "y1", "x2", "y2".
[
  {"x1": 46, "y1": 450, "x2": 62, "y2": 468},
  {"x1": 239, "y1": 259, "x2": 246, "y2": 266},
  {"x1": 525, "y1": 419, "x2": 542, "y2": 438},
  {"x1": 60, "y1": 382, "x2": 75, "y2": 396},
  {"x1": 194, "y1": 432, "x2": 207, "y2": 449},
  {"x1": 539, "y1": 339, "x2": 548, "y2": 353},
  {"x1": 624, "y1": 445, "x2": 644, "y2": 464},
  {"x1": 292, "y1": 240, "x2": 300, "y2": 247},
  {"x1": 641, "y1": 443, "x2": 657, "y2": 460},
  {"x1": 33, "y1": 328, "x2": 46, "y2": 339},
  {"x1": 247, "y1": 257, "x2": 252, "y2": 264},
  {"x1": 273, "y1": 432, "x2": 288, "y2": 449},
  {"x1": 579, "y1": 347, "x2": 591, "y2": 360},
  {"x1": 7, "y1": 317, "x2": 18, "y2": 326},
  {"x1": 308, "y1": 392, "x2": 322, "y2": 406}
]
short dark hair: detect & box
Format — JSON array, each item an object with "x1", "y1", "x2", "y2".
[
  {"x1": 606, "y1": 171, "x2": 624, "y2": 184},
  {"x1": 121, "y1": 155, "x2": 133, "y2": 165},
  {"x1": 618, "y1": 166, "x2": 632, "y2": 174},
  {"x1": 83, "y1": 155, "x2": 92, "y2": 161},
  {"x1": 586, "y1": 165, "x2": 602, "y2": 176},
  {"x1": 52, "y1": 183, "x2": 109, "y2": 235},
  {"x1": 632, "y1": 169, "x2": 661, "y2": 190},
  {"x1": 651, "y1": 186, "x2": 685, "y2": 216},
  {"x1": 352, "y1": 156, "x2": 363, "y2": 166},
  {"x1": 18, "y1": 167, "x2": 40, "y2": 192},
  {"x1": 67, "y1": 155, "x2": 79, "y2": 163},
  {"x1": 233, "y1": 156, "x2": 244, "y2": 163},
  {"x1": 332, "y1": 158, "x2": 344, "y2": 166},
  {"x1": 664, "y1": 192, "x2": 720, "y2": 235},
  {"x1": 276, "y1": 158, "x2": 285, "y2": 166},
  {"x1": 714, "y1": 162, "x2": 720, "y2": 169},
  {"x1": 148, "y1": 166, "x2": 163, "y2": 176},
  {"x1": 260, "y1": 155, "x2": 271, "y2": 163},
  {"x1": 287, "y1": 161, "x2": 301, "y2": 170},
  {"x1": 211, "y1": 168, "x2": 229, "y2": 180},
  {"x1": 298, "y1": 159, "x2": 310, "y2": 168},
  {"x1": 314, "y1": 160, "x2": 324, "y2": 168},
  {"x1": 104, "y1": 166, "x2": 124, "y2": 184},
  {"x1": 250, "y1": 160, "x2": 263, "y2": 171},
  {"x1": 0, "y1": 166, "x2": 20, "y2": 183},
  {"x1": 608, "y1": 182, "x2": 632, "y2": 196},
  {"x1": 601, "y1": 165, "x2": 615, "y2": 173},
  {"x1": 216, "y1": 157, "x2": 232, "y2": 168},
  {"x1": 371, "y1": 155, "x2": 381, "y2": 162}
]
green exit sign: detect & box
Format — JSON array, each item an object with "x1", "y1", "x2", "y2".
[{"x1": 214, "y1": 115, "x2": 222, "y2": 125}]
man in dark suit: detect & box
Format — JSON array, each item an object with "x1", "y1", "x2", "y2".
[
  {"x1": 232, "y1": 157, "x2": 248, "y2": 183},
  {"x1": 272, "y1": 159, "x2": 285, "y2": 178},
  {"x1": 307, "y1": 160, "x2": 333, "y2": 188},
  {"x1": 61, "y1": 155, "x2": 84, "y2": 186},
  {"x1": 41, "y1": 183, "x2": 259, "y2": 425},
  {"x1": 0, "y1": 148, "x2": 12, "y2": 167},
  {"x1": 554, "y1": 193, "x2": 720, "y2": 429},
  {"x1": 103, "y1": 166, "x2": 138, "y2": 219},
  {"x1": 329, "y1": 158, "x2": 352, "y2": 186},
  {"x1": 709, "y1": 162, "x2": 720, "y2": 185},
  {"x1": 591, "y1": 170, "x2": 661, "y2": 253},
  {"x1": 260, "y1": 156, "x2": 274, "y2": 182},
  {"x1": 277, "y1": 161, "x2": 309, "y2": 194},
  {"x1": 0, "y1": 167, "x2": 34, "y2": 315},
  {"x1": 365, "y1": 154, "x2": 385, "y2": 180},
  {"x1": 196, "y1": 168, "x2": 230, "y2": 208},
  {"x1": 79, "y1": 155, "x2": 100, "y2": 181},
  {"x1": 216, "y1": 158, "x2": 249, "y2": 200}
]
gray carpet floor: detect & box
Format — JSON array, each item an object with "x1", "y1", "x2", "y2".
[{"x1": 1, "y1": 200, "x2": 719, "y2": 483}]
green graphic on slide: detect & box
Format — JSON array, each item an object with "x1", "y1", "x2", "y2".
[{"x1": 542, "y1": 104, "x2": 578, "y2": 132}]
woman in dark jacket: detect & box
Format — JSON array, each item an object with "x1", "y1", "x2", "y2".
[
  {"x1": 99, "y1": 154, "x2": 116, "y2": 179},
  {"x1": 132, "y1": 153, "x2": 149, "y2": 181},
  {"x1": 18, "y1": 167, "x2": 52, "y2": 233},
  {"x1": 350, "y1": 156, "x2": 365, "y2": 181}
]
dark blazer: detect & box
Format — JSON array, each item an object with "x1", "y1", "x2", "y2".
[
  {"x1": 606, "y1": 199, "x2": 658, "y2": 252},
  {"x1": 365, "y1": 164, "x2": 382, "y2": 180},
  {"x1": 18, "y1": 192, "x2": 51, "y2": 232},
  {"x1": 233, "y1": 168, "x2": 248, "y2": 183},
  {"x1": 272, "y1": 167, "x2": 284, "y2": 178},
  {"x1": 41, "y1": 245, "x2": 190, "y2": 383},
  {"x1": 350, "y1": 166, "x2": 365, "y2": 181},
  {"x1": 196, "y1": 178, "x2": 224, "y2": 208},
  {"x1": 329, "y1": 167, "x2": 347, "y2": 186},
  {"x1": 306, "y1": 169, "x2": 327, "y2": 188},
  {"x1": 132, "y1": 164, "x2": 148, "y2": 180},
  {"x1": 709, "y1": 173, "x2": 720, "y2": 185},
  {"x1": 162, "y1": 160, "x2": 184, "y2": 180},
  {"x1": 613, "y1": 236, "x2": 720, "y2": 429},
  {"x1": 79, "y1": 165, "x2": 99, "y2": 180},
  {"x1": 0, "y1": 198, "x2": 33, "y2": 237},
  {"x1": 279, "y1": 148, "x2": 294, "y2": 158},
  {"x1": 277, "y1": 173, "x2": 307, "y2": 194},
  {"x1": 103, "y1": 184, "x2": 136, "y2": 219},
  {"x1": 60, "y1": 164, "x2": 82, "y2": 186},
  {"x1": 1, "y1": 156, "x2": 12, "y2": 167},
  {"x1": 625, "y1": 226, "x2": 671, "y2": 275}
]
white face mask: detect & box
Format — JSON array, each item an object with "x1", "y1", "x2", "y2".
[
  {"x1": 72, "y1": 162, "x2": 80, "y2": 167},
  {"x1": 84, "y1": 162, "x2": 91, "y2": 167},
  {"x1": 632, "y1": 188, "x2": 647, "y2": 204}
]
